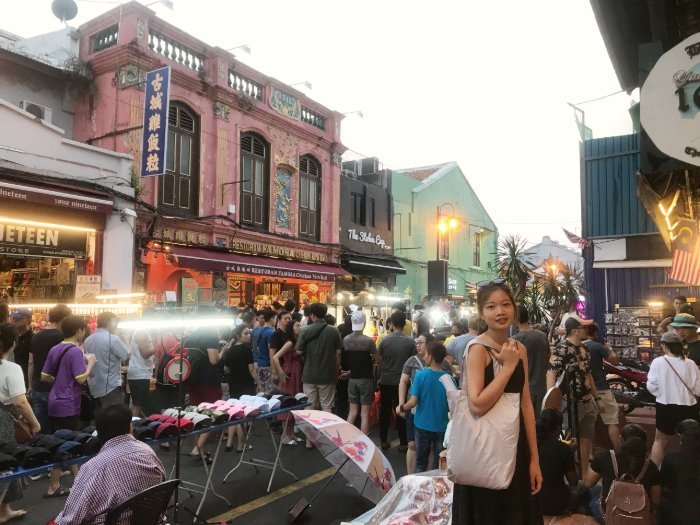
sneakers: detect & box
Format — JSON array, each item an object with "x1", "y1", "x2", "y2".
[
  {"x1": 282, "y1": 436, "x2": 298, "y2": 446},
  {"x1": 30, "y1": 471, "x2": 49, "y2": 481}
]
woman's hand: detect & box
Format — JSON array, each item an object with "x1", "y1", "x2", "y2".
[
  {"x1": 529, "y1": 460, "x2": 542, "y2": 495},
  {"x1": 30, "y1": 420, "x2": 41, "y2": 436},
  {"x1": 492, "y1": 339, "x2": 519, "y2": 369}
]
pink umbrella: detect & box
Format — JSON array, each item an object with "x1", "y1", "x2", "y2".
[{"x1": 292, "y1": 410, "x2": 395, "y2": 504}]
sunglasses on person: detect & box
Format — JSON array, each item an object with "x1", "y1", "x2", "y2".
[{"x1": 477, "y1": 278, "x2": 507, "y2": 288}]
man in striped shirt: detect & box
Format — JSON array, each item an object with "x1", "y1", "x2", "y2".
[{"x1": 54, "y1": 403, "x2": 166, "y2": 525}]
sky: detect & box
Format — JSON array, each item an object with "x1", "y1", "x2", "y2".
[{"x1": 3, "y1": 0, "x2": 636, "y2": 248}]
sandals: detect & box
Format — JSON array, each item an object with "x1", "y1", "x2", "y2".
[
  {"x1": 236, "y1": 444, "x2": 253, "y2": 453},
  {"x1": 43, "y1": 486, "x2": 70, "y2": 498}
]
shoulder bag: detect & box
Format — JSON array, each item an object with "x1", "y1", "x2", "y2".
[
  {"x1": 0, "y1": 402, "x2": 32, "y2": 443},
  {"x1": 446, "y1": 337, "x2": 521, "y2": 489}
]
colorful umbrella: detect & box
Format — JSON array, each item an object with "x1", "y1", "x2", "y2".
[{"x1": 293, "y1": 410, "x2": 395, "y2": 504}]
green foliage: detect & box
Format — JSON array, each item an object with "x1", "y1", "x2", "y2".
[
  {"x1": 494, "y1": 234, "x2": 535, "y2": 299},
  {"x1": 521, "y1": 282, "x2": 551, "y2": 325}
]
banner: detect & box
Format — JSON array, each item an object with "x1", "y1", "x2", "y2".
[{"x1": 141, "y1": 66, "x2": 171, "y2": 177}]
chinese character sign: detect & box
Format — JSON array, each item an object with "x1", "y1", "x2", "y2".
[{"x1": 141, "y1": 66, "x2": 171, "y2": 177}]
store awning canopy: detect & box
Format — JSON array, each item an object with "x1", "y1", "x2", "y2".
[
  {"x1": 169, "y1": 246, "x2": 349, "y2": 282},
  {"x1": 345, "y1": 255, "x2": 406, "y2": 274}
]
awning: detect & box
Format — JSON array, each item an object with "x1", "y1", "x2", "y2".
[
  {"x1": 169, "y1": 246, "x2": 349, "y2": 282},
  {"x1": 345, "y1": 255, "x2": 406, "y2": 274}
]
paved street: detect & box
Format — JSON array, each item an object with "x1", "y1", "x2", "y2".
[
  {"x1": 23, "y1": 423, "x2": 407, "y2": 525},
  {"x1": 21, "y1": 406, "x2": 664, "y2": 525}
]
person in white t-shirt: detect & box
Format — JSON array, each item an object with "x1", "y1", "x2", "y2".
[
  {"x1": 0, "y1": 322, "x2": 41, "y2": 523},
  {"x1": 647, "y1": 331, "x2": 700, "y2": 466}
]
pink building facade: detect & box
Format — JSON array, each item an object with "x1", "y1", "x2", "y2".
[{"x1": 72, "y1": 2, "x2": 348, "y2": 306}]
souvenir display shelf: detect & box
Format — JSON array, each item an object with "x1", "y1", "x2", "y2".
[{"x1": 604, "y1": 305, "x2": 663, "y2": 360}]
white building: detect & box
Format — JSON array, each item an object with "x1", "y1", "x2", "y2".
[{"x1": 525, "y1": 236, "x2": 583, "y2": 273}]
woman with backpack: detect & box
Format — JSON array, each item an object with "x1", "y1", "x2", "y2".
[
  {"x1": 658, "y1": 419, "x2": 700, "y2": 525},
  {"x1": 585, "y1": 423, "x2": 661, "y2": 524},
  {"x1": 647, "y1": 331, "x2": 700, "y2": 466}
]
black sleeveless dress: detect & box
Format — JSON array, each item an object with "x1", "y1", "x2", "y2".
[{"x1": 452, "y1": 359, "x2": 543, "y2": 525}]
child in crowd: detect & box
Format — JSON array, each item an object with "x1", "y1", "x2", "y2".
[{"x1": 398, "y1": 341, "x2": 456, "y2": 473}]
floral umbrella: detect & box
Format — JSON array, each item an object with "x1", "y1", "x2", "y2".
[{"x1": 293, "y1": 410, "x2": 395, "y2": 504}]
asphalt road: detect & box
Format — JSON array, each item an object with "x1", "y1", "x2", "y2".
[
  {"x1": 19, "y1": 422, "x2": 408, "y2": 525},
  {"x1": 18, "y1": 407, "x2": 662, "y2": 525}
]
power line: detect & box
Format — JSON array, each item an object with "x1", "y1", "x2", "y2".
[{"x1": 571, "y1": 89, "x2": 626, "y2": 106}]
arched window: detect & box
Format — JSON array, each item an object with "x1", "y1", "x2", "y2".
[
  {"x1": 298, "y1": 155, "x2": 321, "y2": 240},
  {"x1": 161, "y1": 103, "x2": 199, "y2": 216},
  {"x1": 240, "y1": 132, "x2": 269, "y2": 229}
]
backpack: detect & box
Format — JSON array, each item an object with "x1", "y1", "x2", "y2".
[{"x1": 604, "y1": 450, "x2": 652, "y2": 525}]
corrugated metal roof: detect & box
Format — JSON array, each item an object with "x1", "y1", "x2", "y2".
[{"x1": 582, "y1": 133, "x2": 658, "y2": 238}]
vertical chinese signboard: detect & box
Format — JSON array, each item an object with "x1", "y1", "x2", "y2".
[{"x1": 141, "y1": 66, "x2": 171, "y2": 177}]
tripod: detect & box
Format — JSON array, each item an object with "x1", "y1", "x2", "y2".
[{"x1": 560, "y1": 366, "x2": 584, "y2": 478}]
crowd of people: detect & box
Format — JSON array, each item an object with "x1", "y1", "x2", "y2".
[{"x1": 0, "y1": 287, "x2": 699, "y2": 524}]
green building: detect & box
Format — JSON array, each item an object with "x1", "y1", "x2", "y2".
[{"x1": 392, "y1": 162, "x2": 498, "y2": 304}]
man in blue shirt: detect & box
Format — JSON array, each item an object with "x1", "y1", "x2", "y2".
[
  {"x1": 254, "y1": 309, "x2": 276, "y2": 393},
  {"x1": 398, "y1": 342, "x2": 456, "y2": 472},
  {"x1": 85, "y1": 312, "x2": 130, "y2": 410}
]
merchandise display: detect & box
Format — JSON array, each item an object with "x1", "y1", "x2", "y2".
[{"x1": 605, "y1": 305, "x2": 663, "y2": 360}]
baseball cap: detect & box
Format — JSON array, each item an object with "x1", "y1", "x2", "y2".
[
  {"x1": 661, "y1": 331, "x2": 682, "y2": 344},
  {"x1": 564, "y1": 315, "x2": 593, "y2": 331},
  {"x1": 11, "y1": 308, "x2": 32, "y2": 319},
  {"x1": 351, "y1": 310, "x2": 366, "y2": 331}
]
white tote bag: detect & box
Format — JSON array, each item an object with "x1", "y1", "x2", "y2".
[{"x1": 446, "y1": 338, "x2": 520, "y2": 489}]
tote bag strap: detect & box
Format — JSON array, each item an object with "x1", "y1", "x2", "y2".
[{"x1": 462, "y1": 338, "x2": 497, "y2": 389}]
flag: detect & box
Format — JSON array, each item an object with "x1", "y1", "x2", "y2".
[
  {"x1": 669, "y1": 247, "x2": 700, "y2": 284},
  {"x1": 562, "y1": 229, "x2": 591, "y2": 249}
]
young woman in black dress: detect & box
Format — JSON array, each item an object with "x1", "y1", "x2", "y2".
[{"x1": 452, "y1": 281, "x2": 542, "y2": 525}]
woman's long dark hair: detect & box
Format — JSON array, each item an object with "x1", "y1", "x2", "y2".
[
  {"x1": 662, "y1": 341, "x2": 686, "y2": 358},
  {"x1": 619, "y1": 424, "x2": 648, "y2": 476},
  {"x1": 676, "y1": 419, "x2": 700, "y2": 482},
  {"x1": 285, "y1": 320, "x2": 300, "y2": 344},
  {"x1": 536, "y1": 408, "x2": 562, "y2": 444},
  {"x1": 0, "y1": 322, "x2": 18, "y2": 362},
  {"x1": 230, "y1": 324, "x2": 249, "y2": 345}
]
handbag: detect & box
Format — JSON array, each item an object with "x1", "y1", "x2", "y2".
[
  {"x1": 0, "y1": 403, "x2": 32, "y2": 444},
  {"x1": 446, "y1": 337, "x2": 521, "y2": 489}
]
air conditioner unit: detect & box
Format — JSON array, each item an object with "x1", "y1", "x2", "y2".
[
  {"x1": 19, "y1": 100, "x2": 52, "y2": 122},
  {"x1": 359, "y1": 157, "x2": 379, "y2": 176}
]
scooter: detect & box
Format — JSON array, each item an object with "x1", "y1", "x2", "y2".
[{"x1": 603, "y1": 357, "x2": 656, "y2": 413}]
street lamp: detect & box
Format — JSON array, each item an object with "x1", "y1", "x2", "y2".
[
  {"x1": 226, "y1": 44, "x2": 252, "y2": 55},
  {"x1": 290, "y1": 81, "x2": 312, "y2": 90},
  {"x1": 436, "y1": 203, "x2": 463, "y2": 260}
]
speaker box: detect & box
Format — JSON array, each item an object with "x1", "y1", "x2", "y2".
[{"x1": 427, "y1": 260, "x2": 448, "y2": 296}]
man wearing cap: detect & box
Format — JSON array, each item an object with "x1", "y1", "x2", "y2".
[
  {"x1": 547, "y1": 315, "x2": 598, "y2": 478},
  {"x1": 11, "y1": 308, "x2": 33, "y2": 388},
  {"x1": 341, "y1": 311, "x2": 380, "y2": 435},
  {"x1": 670, "y1": 312, "x2": 700, "y2": 367}
]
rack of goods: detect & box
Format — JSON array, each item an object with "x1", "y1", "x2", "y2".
[{"x1": 605, "y1": 305, "x2": 664, "y2": 361}]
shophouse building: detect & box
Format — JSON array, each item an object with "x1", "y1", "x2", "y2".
[
  {"x1": 336, "y1": 157, "x2": 405, "y2": 316},
  {"x1": 0, "y1": 27, "x2": 136, "y2": 313},
  {"x1": 72, "y1": 2, "x2": 348, "y2": 308},
  {"x1": 391, "y1": 162, "x2": 498, "y2": 305}
]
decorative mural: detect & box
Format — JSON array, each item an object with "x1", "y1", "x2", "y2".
[
  {"x1": 267, "y1": 126, "x2": 299, "y2": 167},
  {"x1": 274, "y1": 168, "x2": 292, "y2": 229},
  {"x1": 213, "y1": 101, "x2": 231, "y2": 120}
]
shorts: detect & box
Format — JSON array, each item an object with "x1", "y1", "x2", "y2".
[
  {"x1": 656, "y1": 402, "x2": 700, "y2": 435},
  {"x1": 187, "y1": 384, "x2": 222, "y2": 406},
  {"x1": 303, "y1": 383, "x2": 335, "y2": 410},
  {"x1": 577, "y1": 398, "x2": 598, "y2": 439},
  {"x1": 348, "y1": 378, "x2": 374, "y2": 406},
  {"x1": 50, "y1": 415, "x2": 80, "y2": 433},
  {"x1": 128, "y1": 379, "x2": 151, "y2": 407},
  {"x1": 405, "y1": 410, "x2": 415, "y2": 442},
  {"x1": 596, "y1": 390, "x2": 619, "y2": 425}
]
